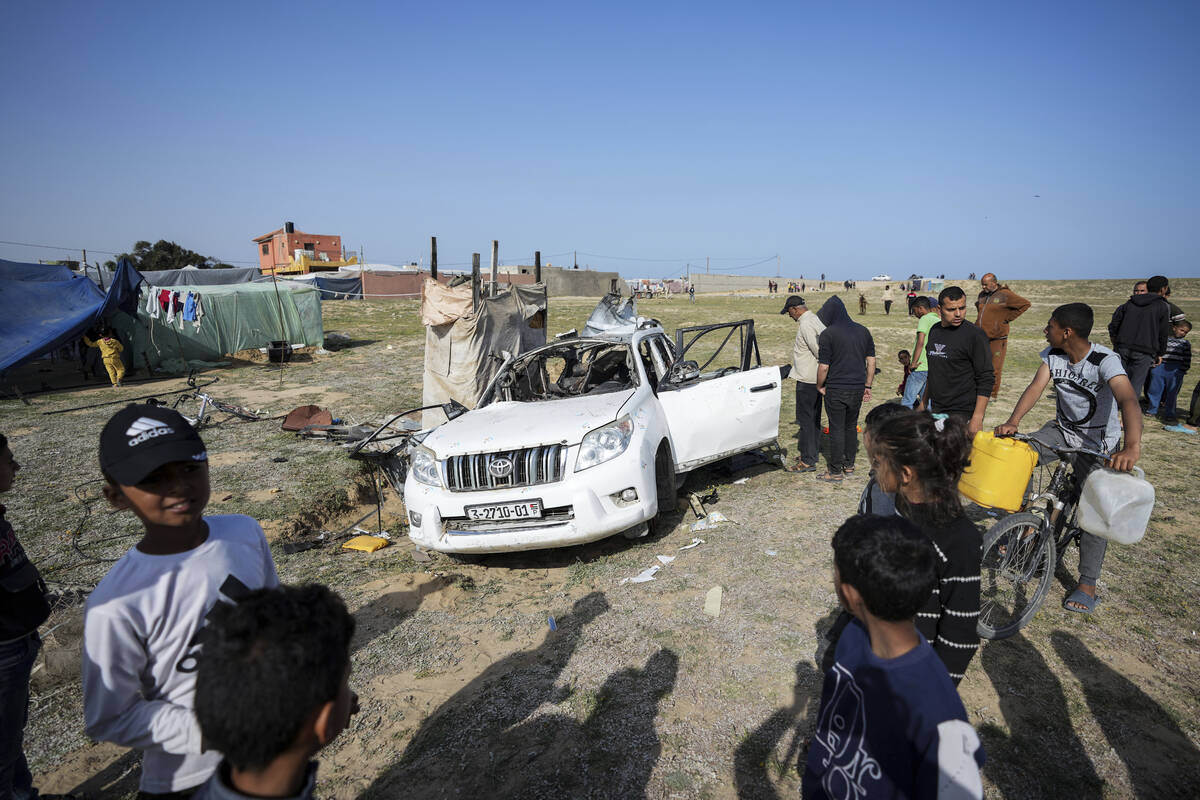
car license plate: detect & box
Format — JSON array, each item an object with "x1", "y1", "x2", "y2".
[{"x1": 465, "y1": 500, "x2": 543, "y2": 521}]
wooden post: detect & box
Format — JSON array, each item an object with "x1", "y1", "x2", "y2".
[
  {"x1": 534, "y1": 251, "x2": 541, "y2": 283},
  {"x1": 490, "y1": 240, "x2": 499, "y2": 297},
  {"x1": 430, "y1": 236, "x2": 438, "y2": 280},
  {"x1": 471, "y1": 253, "x2": 481, "y2": 309}
]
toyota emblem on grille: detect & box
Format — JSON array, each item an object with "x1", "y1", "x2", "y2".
[{"x1": 488, "y1": 458, "x2": 514, "y2": 478}]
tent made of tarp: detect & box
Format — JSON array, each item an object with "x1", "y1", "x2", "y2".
[
  {"x1": 422, "y1": 278, "x2": 547, "y2": 410},
  {"x1": 0, "y1": 258, "x2": 143, "y2": 373},
  {"x1": 113, "y1": 281, "x2": 324, "y2": 372},
  {"x1": 275, "y1": 272, "x2": 362, "y2": 300},
  {"x1": 140, "y1": 266, "x2": 260, "y2": 286}
]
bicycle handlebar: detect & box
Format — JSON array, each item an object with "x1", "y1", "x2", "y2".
[{"x1": 995, "y1": 431, "x2": 1111, "y2": 462}]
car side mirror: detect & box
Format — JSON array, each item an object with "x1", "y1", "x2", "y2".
[{"x1": 442, "y1": 399, "x2": 468, "y2": 421}]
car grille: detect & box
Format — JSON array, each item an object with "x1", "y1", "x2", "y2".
[{"x1": 444, "y1": 445, "x2": 568, "y2": 492}]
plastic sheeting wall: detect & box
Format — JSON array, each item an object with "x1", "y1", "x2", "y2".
[
  {"x1": 421, "y1": 279, "x2": 548, "y2": 410},
  {"x1": 115, "y1": 282, "x2": 324, "y2": 371}
]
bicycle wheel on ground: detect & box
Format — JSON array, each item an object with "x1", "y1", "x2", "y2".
[{"x1": 977, "y1": 512, "x2": 1056, "y2": 640}]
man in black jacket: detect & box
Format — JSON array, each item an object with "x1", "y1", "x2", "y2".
[
  {"x1": 1108, "y1": 275, "x2": 1171, "y2": 403},
  {"x1": 815, "y1": 296, "x2": 876, "y2": 481},
  {"x1": 919, "y1": 286, "x2": 994, "y2": 435}
]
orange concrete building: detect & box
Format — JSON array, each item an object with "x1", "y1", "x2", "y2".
[{"x1": 253, "y1": 222, "x2": 348, "y2": 274}]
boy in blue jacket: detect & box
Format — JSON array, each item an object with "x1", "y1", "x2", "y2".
[{"x1": 805, "y1": 514, "x2": 985, "y2": 799}]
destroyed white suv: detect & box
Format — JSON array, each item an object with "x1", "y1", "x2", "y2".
[{"x1": 403, "y1": 319, "x2": 783, "y2": 554}]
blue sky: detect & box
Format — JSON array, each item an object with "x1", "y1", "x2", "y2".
[{"x1": 2, "y1": 1, "x2": 1197, "y2": 280}]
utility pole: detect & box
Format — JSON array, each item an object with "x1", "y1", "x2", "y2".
[
  {"x1": 534, "y1": 250, "x2": 542, "y2": 283},
  {"x1": 430, "y1": 236, "x2": 438, "y2": 280},
  {"x1": 777, "y1": 254, "x2": 781, "y2": 278},
  {"x1": 490, "y1": 240, "x2": 499, "y2": 296},
  {"x1": 706, "y1": 256, "x2": 709, "y2": 274},
  {"x1": 573, "y1": 250, "x2": 578, "y2": 270},
  {"x1": 471, "y1": 253, "x2": 481, "y2": 308}
]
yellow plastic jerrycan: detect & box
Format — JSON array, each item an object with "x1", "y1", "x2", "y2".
[{"x1": 958, "y1": 432, "x2": 1038, "y2": 512}]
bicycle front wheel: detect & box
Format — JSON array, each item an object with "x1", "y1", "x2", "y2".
[{"x1": 978, "y1": 512, "x2": 1055, "y2": 640}]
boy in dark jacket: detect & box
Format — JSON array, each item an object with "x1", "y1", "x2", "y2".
[
  {"x1": 0, "y1": 434, "x2": 53, "y2": 800},
  {"x1": 805, "y1": 514, "x2": 984, "y2": 799}
]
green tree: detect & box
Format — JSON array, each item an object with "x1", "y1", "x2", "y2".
[{"x1": 104, "y1": 239, "x2": 233, "y2": 270}]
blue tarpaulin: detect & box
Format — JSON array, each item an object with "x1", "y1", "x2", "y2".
[{"x1": 0, "y1": 258, "x2": 144, "y2": 373}]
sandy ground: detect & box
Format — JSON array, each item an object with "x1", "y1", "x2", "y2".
[{"x1": 12, "y1": 283, "x2": 1200, "y2": 798}]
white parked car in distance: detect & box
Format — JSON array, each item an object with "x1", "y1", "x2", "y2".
[
  {"x1": 403, "y1": 319, "x2": 783, "y2": 554},
  {"x1": 871, "y1": 274, "x2": 892, "y2": 281}
]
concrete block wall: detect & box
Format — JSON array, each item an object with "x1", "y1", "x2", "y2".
[{"x1": 689, "y1": 273, "x2": 777, "y2": 293}]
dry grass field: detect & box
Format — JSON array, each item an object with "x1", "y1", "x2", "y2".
[{"x1": 5, "y1": 277, "x2": 1198, "y2": 799}]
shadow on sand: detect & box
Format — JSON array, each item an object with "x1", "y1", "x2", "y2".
[
  {"x1": 1051, "y1": 630, "x2": 1200, "y2": 798},
  {"x1": 359, "y1": 592, "x2": 679, "y2": 799}
]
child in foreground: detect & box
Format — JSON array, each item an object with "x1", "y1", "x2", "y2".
[
  {"x1": 866, "y1": 411, "x2": 981, "y2": 684},
  {"x1": 194, "y1": 584, "x2": 358, "y2": 800},
  {"x1": 856, "y1": 402, "x2": 909, "y2": 517},
  {"x1": 1, "y1": 433, "x2": 54, "y2": 800},
  {"x1": 804, "y1": 514, "x2": 984, "y2": 800},
  {"x1": 82, "y1": 404, "x2": 279, "y2": 797}
]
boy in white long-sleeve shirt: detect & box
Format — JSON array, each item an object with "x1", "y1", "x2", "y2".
[{"x1": 82, "y1": 404, "x2": 278, "y2": 798}]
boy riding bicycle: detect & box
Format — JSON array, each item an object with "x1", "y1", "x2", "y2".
[{"x1": 994, "y1": 303, "x2": 1143, "y2": 615}]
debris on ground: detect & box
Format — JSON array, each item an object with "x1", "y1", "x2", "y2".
[
  {"x1": 678, "y1": 538, "x2": 704, "y2": 550},
  {"x1": 620, "y1": 565, "x2": 661, "y2": 584},
  {"x1": 655, "y1": 555, "x2": 675, "y2": 565},
  {"x1": 690, "y1": 511, "x2": 729, "y2": 532},
  {"x1": 704, "y1": 586, "x2": 723, "y2": 617},
  {"x1": 342, "y1": 535, "x2": 391, "y2": 553}
]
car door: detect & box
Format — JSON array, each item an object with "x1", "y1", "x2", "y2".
[{"x1": 654, "y1": 321, "x2": 782, "y2": 472}]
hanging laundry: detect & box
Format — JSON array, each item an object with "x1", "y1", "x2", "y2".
[
  {"x1": 146, "y1": 286, "x2": 161, "y2": 319},
  {"x1": 164, "y1": 291, "x2": 179, "y2": 324},
  {"x1": 158, "y1": 288, "x2": 172, "y2": 314},
  {"x1": 190, "y1": 293, "x2": 204, "y2": 331},
  {"x1": 183, "y1": 291, "x2": 197, "y2": 322}
]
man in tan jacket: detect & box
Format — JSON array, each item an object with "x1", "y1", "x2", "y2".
[
  {"x1": 782, "y1": 295, "x2": 826, "y2": 471},
  {"x1": 975, "y1": 273, "x2": 1031, "y2": 398}
]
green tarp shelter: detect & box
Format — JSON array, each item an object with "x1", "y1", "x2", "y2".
[{"x1": 113, "y1": 282, "x2": 324, "y2": 372}]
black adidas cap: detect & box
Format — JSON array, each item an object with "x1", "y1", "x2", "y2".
[
  {"x1": 99, "y1": 404, "x2": 207, "y2": 485},
  {"x1": 780, "y1": 295, "x2": 805, "y2": 314}
]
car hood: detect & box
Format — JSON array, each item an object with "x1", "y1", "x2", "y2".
[{"x1": 422, "y1": 390, "x2": 636, "y2": 456}]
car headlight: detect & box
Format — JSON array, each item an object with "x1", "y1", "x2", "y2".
[
  {"x1": 410, "y1": 446, "x2": 442, "y2": 487},
  {"x1": 576, "y1": 415, "x2": 634, "y2": 472}
]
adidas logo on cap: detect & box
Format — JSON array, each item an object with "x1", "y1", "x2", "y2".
[{"x1": 126, "y1": 417, "x2": 175, "y2": 447}]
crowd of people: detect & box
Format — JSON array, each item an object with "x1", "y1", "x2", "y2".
[{"x1": 0, "y1": 273, "x2": 1191, "y2": 799}]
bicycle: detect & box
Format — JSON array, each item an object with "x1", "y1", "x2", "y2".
[
  {"x1": 167, "y1": 373, "x2": 263, "y2": 429},
  {"x1": 976, "y1": 432, "x2": 1111, "y2": 640}
]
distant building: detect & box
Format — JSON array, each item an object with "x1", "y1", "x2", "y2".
[{"x1": 253, "y1": 221, "x2": 355, "y2": 274}]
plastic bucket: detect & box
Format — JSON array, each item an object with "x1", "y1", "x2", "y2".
[
  {"x1": 958, "y1": 432, "x2": 1038, "y2": 512},
  {"x1": 268, "y1": 341, "x2": 293, "y2": 363},
  {"x1": 1077, "y1": 466, "x2": 1154, "y2": 544}
]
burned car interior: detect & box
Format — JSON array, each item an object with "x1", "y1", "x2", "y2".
[
  {"x1": 491, "y1": 341, "x2": 639, "y2": 402},
  {"x1": 660, "y1": 320, "x2": 763, "y2": 390}
]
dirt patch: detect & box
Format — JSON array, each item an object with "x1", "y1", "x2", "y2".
[
  {"x1": 207, "y1": 450, "x2": 256, "y2": 466},
  {"x1": 236, "y1": 385, "x2": 352, "y2": 409}
]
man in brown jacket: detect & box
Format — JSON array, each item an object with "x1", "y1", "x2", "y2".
[{"x1": 975, "y1": 273, "x2": 1031, "y2": 398}]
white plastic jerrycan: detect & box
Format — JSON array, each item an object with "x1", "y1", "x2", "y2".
[{"x1": 1077, "y1": 466, "x2": 1155, "y2": 545}]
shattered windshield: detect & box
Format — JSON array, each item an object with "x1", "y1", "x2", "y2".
[{"x1": 488, "y1": 341, "x2": 638, "y2": 403}]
